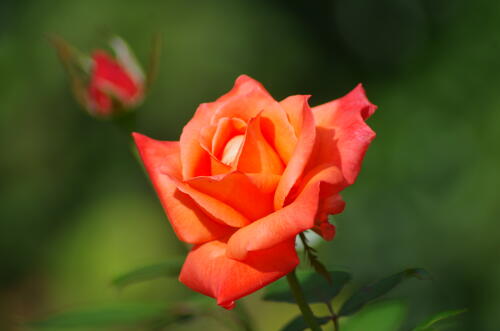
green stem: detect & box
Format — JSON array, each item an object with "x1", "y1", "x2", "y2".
[
  {"x1": 233, "y1": 302, "x2": 255, "y2": 331},
  {"x1": 326, "y1": 302, "x2": 340, "y2": 331},
  {"x1": 286, "y1": 270, "x2": 322, "y2": 331}
]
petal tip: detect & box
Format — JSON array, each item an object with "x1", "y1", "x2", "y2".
[
  {"x1": 218, "y1": 300, "x2": 236, "y2": 310},
  {"x1": 131, "y1": 132, "x2": 154, "y2": 150},
  {"x1": 350, "y1": 83, "x2": 377, "y2": 120}
]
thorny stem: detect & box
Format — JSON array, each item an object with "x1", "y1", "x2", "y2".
[
  {"x1": 286, "y1": 269, "x2": 322, "y2": 331},
  {"x1": 326, "y1": 302, "x2": 340, "y2": 331}
]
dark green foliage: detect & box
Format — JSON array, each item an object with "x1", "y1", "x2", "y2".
[
  {"x1": 29, "y1": 302, "x2": 170, "y2": 328},
  {"x1": 111, "y1": 258, "x2": 183, "y2": 289},
  {"x1": 412, "y1": 309, "x2": 467, "y2": 331},
  {"x1": 280, "y1": 315, "x2": 331, "y2": 331},
  {"x1": 339, "y1": 268, "x2": 430, "y2": 316}
]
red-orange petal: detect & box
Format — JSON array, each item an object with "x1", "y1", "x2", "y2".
[
  {"x1": 132, "y1": 133, "x2": 233, "y2": 243},
  {"x1": 236, "y1": 114, "x2": 285, "y2": 175},
  {"x1": 314, "y1": 222, "x2": 337, "y2": 241},
  {"x1": 312, "y1": 84, "x2": 377, "y2": 184},
  {"x1": 170, "y1": 178, "x2": 251, "y2": 228},
  {"x1": 211, "y1": 75, "x2": 297, "y2": 163},
  {"x1": 274, "y1": 95, "x2": 316, "y2": 209},
  {"x1": 226, "y1": 181, "x2": 321, "y2": 260},
  {"x1": 187, "y1": 172, "x2": 274, "y2": 222},
  {"x1": 212, "y1": 118, "x2": 247, "y2": 159},
  {"x1": 245, "y1": 173, "x2": 281, "y2": 194},
  {"x1": 179, "y1": 103, "x2": 213, "y2": 179},
  {"x1": 179, "y1": 239, "x2": 298, "y2": 309}
]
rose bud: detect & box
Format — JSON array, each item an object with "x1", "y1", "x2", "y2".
[
  {"x1": 52, "y1": 35, "x2": 159, "y2": 118},
  {"x1": 133, "y1": 75, "x2": 377, "y2": 309}
]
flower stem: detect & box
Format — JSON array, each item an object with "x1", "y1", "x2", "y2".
[
  {"x1": 286, "y1": 269, "x2": 322, "y2": 331},
  {"x1": 233, "y1": 301, "x2": 255, "y2": 331},
  {"x1": 326, "y1": 302, "x2": 340, "y2": 331}
]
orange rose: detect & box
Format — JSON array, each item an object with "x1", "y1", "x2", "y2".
[{"x1": 133, "y1": 75, "x2": 376, "y2": 309}]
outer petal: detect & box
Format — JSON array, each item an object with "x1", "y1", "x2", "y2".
[
  {"x1": 295, "y1": 164, "x2": 346, "y2": 242},
  {"x1": 179, "y1": 239, "x2": 298, "y2": 309},
  {"x1": 226, "y1": 182, "x2": 321, "y2": 261},
  {"x1": 274, "y1": 95, "x2": 316, "y2": 209},
  {"x1": 87, "y1": 84, "x2": 112, "y2": 115},
  {"x1": 312, "y1": 84, "x2": 377, "y2": 184},
  {"x1": 133, "y1": 133, "x2": 233, "y2": 243}
]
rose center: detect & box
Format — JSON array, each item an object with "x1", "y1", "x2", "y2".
[{"x1": 221, "y1": 134, "x2": 244, "y2": 166}]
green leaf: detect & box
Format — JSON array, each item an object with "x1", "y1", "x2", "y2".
[
  {"x1": 263, "y1": 270, "x2": 351, "y2": 304},
  {"x1": 111, "y1": 258, "x2": 183, "y2": 289},
  {"x1": 280, "y1": 315, "x2": 331, "y2": 331},
  {"x1": 339, "y1": 268, "x2": 430, "y2": 316},
  {"x1": 148, "y1": 313, "x2": 195, "y2": 331},
  {"x1": 342, "y1": 300, "x2": 407, "y2": 331},
  {"x1": 29, "y1": 302, "x2": 169, "y2": 329},
  {"x1": 412, "y1": 309, "x2": 467, "y2": 331}
]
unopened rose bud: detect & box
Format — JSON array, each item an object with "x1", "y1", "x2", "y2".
[
  {"x1": 86, "y1": 43, "x2": 143, "y2": 116},
  {"x1": 52, "y1": 35, "x2": 160, "y2": 119}
]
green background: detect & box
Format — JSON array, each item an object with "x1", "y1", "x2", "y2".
[{"x1": 1, "y1": 0, "x2": 499, "y2": 330}]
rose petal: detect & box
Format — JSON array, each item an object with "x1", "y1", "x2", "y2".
[
  {"x1": 315, "y1": 192, "x2": 345, "y2": 223},
  {"x1": 312, "y1": 84, "x2": 377, "y2": 184},
  {"x1": 170, "y1": 178, "x2": 252, "y2": 228},
  {"x1": 187, "y1": 172, "x2": 274, "y2": 222},
  {"x1": 226, "y1": 182, "x2": 321, "y2": 260},
  {"x1": 179, "y1": 239, "x2": 298, "y2": 309},
  {"x1": 274, "y1": 95, "x2": 316, "y2": 209},
  {"x1": 211, "y1": 118, "x2": 247, "y2": 158},
  {"x1": 180, "y1": 75, "x2": 297, "y2": 178},
  {"x1": 133, "y1": 133, "x2": 233, "y2": 243},
  {"x1": 90, "y1": 51, "x2": 141, "y2": 104},
  {"x1": 87, "y1": 84, "x2": 112, "y2": 115},
  {"x1": 209, "y1": 157, "x2": 233, "y2": 176},
  {"x1": 236, "y1": 114, "x2": 285, "y2": 175},
  {"x1": 245, "y1": 173, "x2": 281, "y2": 194},
  {"x1": 292, "y1": 164, "x2": 345, "y2": 242},
  {"x1": 211, "y1": 75, "x2": 297, "y2": 163},
  {"x1": 313, "y1": 222, "x2": 337, "y2": 241},
  {"x1": 180, "y1": 103, "x2": 213, "y2": 179}
]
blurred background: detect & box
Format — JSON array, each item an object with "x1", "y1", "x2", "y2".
[{"x1": 1, "y1": 0, "x2": 499, "y2": 330}]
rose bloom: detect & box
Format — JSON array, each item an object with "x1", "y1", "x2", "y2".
[
  {"x1": 133, "y1": 75, "x2": 376, "y2": 309},
  {"x1": 86, "y1": 38, "x2": 144, "y2": 116}
]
